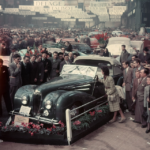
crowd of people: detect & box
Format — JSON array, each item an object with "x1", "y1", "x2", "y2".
[{"x1": 0, "y1": 27, "x2": 150, "y2": 136}]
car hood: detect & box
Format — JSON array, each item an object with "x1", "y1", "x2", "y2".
[{"x1": 35, "y1": 74, "x2": 93, "y2": 97}]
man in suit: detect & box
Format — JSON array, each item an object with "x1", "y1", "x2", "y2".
[
  {"x1": 9, "y1": 54, "x2": 22, "y2": 105},
  {"x1": 120, "y1": 45, "x2": 130, "y2": 64},
  {"x1": 58, "y1": 52, "x2": 64, "y2": 62},
  {"x1": 132, "y1": 58, "x2": 144, "y2": 84},
  {"x1": 42, "y1": 51, "x2": 52, "y2": 83},
  {"x1": 49, "y1": 51, "x2": 61, "y2": 79},
  {"x1": 30, "y1": 55, "x2": 38, "y2": 84},
  {"x1": 134, "y1": 68, "x2": 149, "y2": 128},
  {"x1": 21, "y1": 56, "x2": 31, "y2": 86},
  {"x1": 60, "y1": 53, "x2": 72, "y2": 73},
  {"x1": 122, "y1": 61, "x2": 133, "y2": 112},
  {"x1": 0, "y1": 59, "x2": 12, "y2": 116},
  {"x1": 36, "y1": 55, "x2": 44, "y2": 85},
  {"x1": 139, "y1": 47, "x2": 150, "y2": 66}
]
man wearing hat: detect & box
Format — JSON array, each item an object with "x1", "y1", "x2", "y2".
[
  {"x1": 59, "y1": 53, "x2": 72, "y2": 73},
  {"x1": 139, "y1": 47, "x2": 150, "y2": 66},
  {"x1": 42, "y1": 50, "x2": 52, "y2": 83}
]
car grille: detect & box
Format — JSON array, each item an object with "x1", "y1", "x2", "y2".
[{"x1": 33, "y1": 94, "x2": 41, "y2": 116}]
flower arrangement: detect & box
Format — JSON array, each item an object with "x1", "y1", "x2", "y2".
[
  {"x1": 0, "y1": 120, "x2": 65, "y2": 136},
  {"x1": 72, "y1": 105, "x2": 109, "y2": 131},
  {"x1": 94, "y1": 33, "x2": 109, "y2": 45}
]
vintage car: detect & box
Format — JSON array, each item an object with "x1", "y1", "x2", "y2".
[
  {"x1": 11, "y1": 65, "x2": 107, "y2": 125},
  {"x1": 106, "y1": 37, "x2": 142, "y2": 58},
  {"x1": 69, "y1": 42, "x2": 92, "y2": 54},
  {"x1": 74, "y1": 56, "x2": 123, "y2": 85}
]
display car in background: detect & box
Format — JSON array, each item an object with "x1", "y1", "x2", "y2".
[
  {"x1": 106, "y1": 37, "x2": 143, "y2": 58},
  {"x1": 70, "y1": 42, "x2": 92, "y2": 54}
]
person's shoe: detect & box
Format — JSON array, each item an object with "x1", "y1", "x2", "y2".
[
  {"x1": 141, "y1": 125, "x2": 147, "y2": 128},
  {"x1": 118, "y1": 117, "x2": 126, "y2": 123},
  {"x1": 145, "y1": 129, "x2": 150, "y2": 133},
  {"x1": 133, "y1": 120, "x2": 141, "y2": 124},
  {"x1": 109, "y1": 119, "x2": 116, "y2": 123}
]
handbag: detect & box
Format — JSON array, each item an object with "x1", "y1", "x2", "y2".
[{"x1": 108, "y1": 90, "x2": 117, "y2": 102}]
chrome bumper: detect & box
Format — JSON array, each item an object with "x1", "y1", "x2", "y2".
[{"x1": 9, "y1": 111, "x2": 59, "y2": 125}]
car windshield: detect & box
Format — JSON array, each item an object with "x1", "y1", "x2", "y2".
[
  {"x1": 61, "y1": 65, "x2": 97, "y2": 79},
  {"x1": 75, "y1": 60, "x2": 113, "y2": 78}
]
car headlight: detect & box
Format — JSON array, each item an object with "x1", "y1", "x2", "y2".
[
  {"x1": 43, "y1": 110, "x2": 49, "y2": 117},
  {"x1": 45, "y1": 101, "x2": 52, "y2": 110},
  {"x1": 22, "y1": 96, "x2": 28, "y2": 105}
]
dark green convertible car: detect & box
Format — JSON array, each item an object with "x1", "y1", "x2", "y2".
[{"x1": 12, "y1": 57, "x2": 123, "y2": 125}]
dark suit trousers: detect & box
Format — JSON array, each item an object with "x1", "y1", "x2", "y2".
[
  {"x1": 10, "y1": 85, "x2": 20, "y2": 107},
  {"x1": 126, "y1": 91, "x2": 132, "y2": 111},
  {"x1": 135, "y1": 100, "x2": 147, "y2": 126},
  {"x1": 0, "y1": 91, "x2": 13, "y2": 115}
]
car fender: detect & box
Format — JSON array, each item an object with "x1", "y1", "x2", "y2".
[{"x1": 55, "y1": 91, "x2": 95, "y2": 123}]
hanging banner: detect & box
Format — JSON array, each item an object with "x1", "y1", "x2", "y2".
[
  {"x1": 4, "y1": 8, "x2": 19, "y2": 14},
  {"x1": 19, "y1": 11, "x2": 36, "y2": 15},
  {"x1": 110, "y1": 18, "x2": 121, "y2": 22},
  {"x1": 32, "y1": 17, "x2": 47, "y2": 20},
  {"x1": 34, "y1": 1, "x2": 65, "y2": 6},
  {"x1": 79, "y1": 19, "x2": 93, "y2": 22},
  {"x1": 90, "y1": 2, "x2": 112, "y2": 7},
  {"x1": 61, "y1": 19, "x2": 76, "y2": 21},
  {"x1": 110, "y1": 15, "x2": 121, "y2": 19},
  {"x1": 19, "y1": 5, "x2": 34, "y2": 10}
]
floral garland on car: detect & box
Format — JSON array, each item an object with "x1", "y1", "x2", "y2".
[
  {"x1": 0, "y1": 121, "x2": 65, "y2": 136},
  {"x1": 71, "y1": 104, "x2": 110, "y2": 131},
  {"x1": 0, "y1": 105, "x2": 109, "y2": 136}
]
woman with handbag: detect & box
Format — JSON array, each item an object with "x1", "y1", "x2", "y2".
[
  {"x1": 98, "y1": 66, "x2": 126, "y2": 123},
  {"x1": 144, "y1": 75, "x2": 150, "y2": 133}
]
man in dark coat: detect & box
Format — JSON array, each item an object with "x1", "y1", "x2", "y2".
[
  {"x1": 30, "y1": 55, "x2": 38, "y2": 85},
  {"x1": 42, "y1": 51, "x2": 51, "y2": 83},
  {"x1": 139, "y1": 47, "x2": 150, "y2": 65},
  {"x1": 122, "y1": 61, "x2": 133, "y2": 112},
  {"x1": 49, "y1": 51, "x2": 60, "y2": 79},
  {"x1": 0, "y1": 58, "x2": 12, "y2": 116},
  {"x1": 120, "y1": 45, "x2": 130, "y2": 64},
  {"x1": 9, "y1": 54, "x2": 22, "y2": 105},
  {"x1": 36, "y1": 55, "x2": 44, "y2": 85},
  {"x1": 21, "y1": 56, "x2": 31, "y2": 86},
  {"x1": 59, "y1": 53, "x2": 72, "y2": 73}
]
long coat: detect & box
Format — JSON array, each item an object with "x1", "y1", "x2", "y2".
[
  {"x1": 123, "y1": 68, "x2": 133, "y2": 91},
  {"x1": 30, "y1": 61, "x2": 38, "y2": 84},
  {"x1": 21, "y1": 62, "x2": 31, "y2": 86},
  {"x1": 135, "y1": 77, "x2": 147, "y2": 125},
  {"x1": 144, "y1": 85, "x2": 150, "y2": 123},
  {"x1": 0, "y1": 65, "x2": 9, "y2": 93},
  {"x1": 132, "y1": 78, "x2": 139, "y2": 98},
  {"x1": 37, "y1": 61, "x2": 44, "y2": 85},
  {"x1": 9, "y1": 62, "x2": 22, "y2": 87},
  {"x1": 99, "y1": 76, "x2": 120, "y2": 112},
  {"x1": 42, "y1": 59, "x2": 52, "y2": 83},
  {"x1": 49, "y1": 58, "x2": 60, "y2": 78}
]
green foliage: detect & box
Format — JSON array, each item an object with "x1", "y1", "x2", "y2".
[{"x1": 72, "y1": 104, "x2": 110, "y2": 131}]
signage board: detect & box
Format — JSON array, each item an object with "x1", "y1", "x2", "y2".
[
  {"x1": 32, "y1": 17, "x2": 47, "y2": 20},
  {"x1": 34, "y1": 1, "x2": 65, "y2": 6}
]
